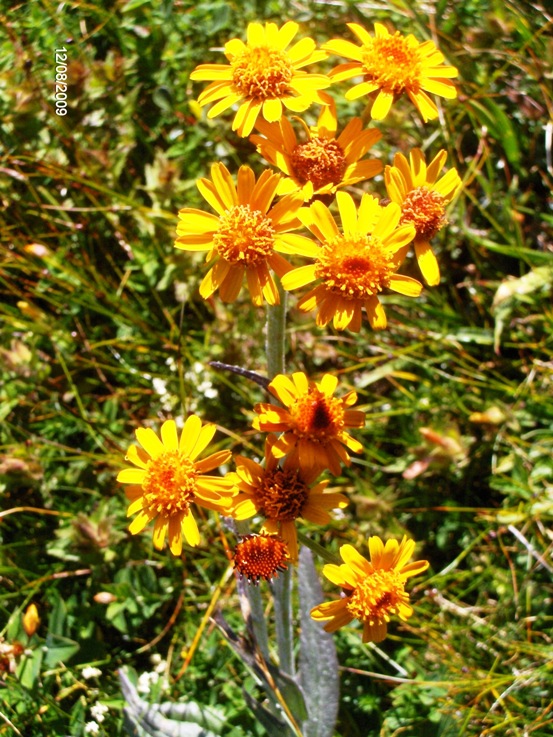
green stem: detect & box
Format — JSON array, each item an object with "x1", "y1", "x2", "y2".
[
  {"x1": 266, "y1": 282, "x2": 287, "y2": 379},
  {"x1": 266, "y1": 281, "x2": 295, "y2": 674}
]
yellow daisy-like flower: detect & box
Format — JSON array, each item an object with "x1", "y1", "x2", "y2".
[
  {"x1": 229, "y1": 437, "x2": 348, "y2": 562},
  {"x1": 280, "y1": 191, "x2": 420, "y2": 331},
  {"x1": 116, "y1": 417, "x2": 236, "y2": 556},
  {"x1": 175, "y1": 163, "x2": 306, "y2": 306},
  {"x1": 253, "y1": 371, "x2": 365, "y2": 476},
  {"x1": 324, "y1": 22, "x2": 458, "y2": 122},
  {"x1": 385, "y1": 148, "x2": 462, "y2": 286},
  {"x1": 190, "y1": 21, "x2": 330, "y2": 137},
  {"x1": 311, "y1": 535, "x2": 429, "y2": 643},
  {"x1": 250, "y1": 97, "x2": 382, "y2": 201}
]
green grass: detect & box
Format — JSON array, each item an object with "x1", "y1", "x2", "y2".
[{"x1": 1, "y1": 0, "x2": 552, "y2": 735}]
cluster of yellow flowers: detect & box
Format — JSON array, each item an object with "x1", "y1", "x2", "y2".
[{"x1": 117, "y1": 18, "x2": 462, "y2": 642}]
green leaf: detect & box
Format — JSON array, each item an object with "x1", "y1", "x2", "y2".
[
  {"x1": 466, "y1": 99, "x2": 521, "y2": 168},
  {"x1": 297, "y1": 548, "x2": 340, "y2": 737},
  {"x1": 43, "y1": 633, "x2": 80, "y2": 668},
  {"x1": 243, "y1": 690, "x2": 295, "y2": 737}
]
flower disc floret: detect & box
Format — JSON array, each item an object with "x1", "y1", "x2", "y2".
[
  {"x1": 361, "y1": 33, "x2": 423, "y2": 94},
  {"x1": 316, "y1": 234, "x2": 394, "y2": 299},
  {"x1": 400, "y1": 187, "x2": 447, "y2": 241},
  {"x1": 291, "y1": 138, "x2": 347, "y2": 190},
  {"x1": 233, "y1": 534, "x2": 289, "y2": 583},
  {"x1": 346, "y1": 568, "x2": 408, "y2": 623},
  {"x1": 142, "y1": 450, "x2": 197, "y2": 516},
  {"x1": 231, "y1": 46, "x2": 294, "y2": 99},
  {"x1": 255, "y1": 467, "x2": 310, "y2": 521},
  {"x1": 214, "y1": 205, "x2": 276, "y2": 266}
]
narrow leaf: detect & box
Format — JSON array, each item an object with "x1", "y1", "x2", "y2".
[{"x1": 297, "y1": 547, "x2": 340, "y2": 737}]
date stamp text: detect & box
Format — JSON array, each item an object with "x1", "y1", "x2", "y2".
[{"x1": 54, "y1": 48, "x2": 68, "y2": 116}]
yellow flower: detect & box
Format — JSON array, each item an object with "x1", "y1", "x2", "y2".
[
  {"x1": 116, "y1": 417, "x2": 236, "y2": 556},
  {"x1": 311, "y1": 535, "x2": 429, "y2": 643},
  {"x1": 253, "y1": 371, "x2": 365, "y2": 476},
  {"x1": 175, "y1": 163, "x2": 305, "y2": 306},
  {"x1": 229, "y1": 437, "x2": 349, "y2": 562},
  {"x1": 280, "y1": 191, "x2": 420, "y2": 331},
  {"x1": 250, "y1": 96, "x2": 382, "y2": 201},
  {"x1": 190, "y1": 21, "x2": 330, "y2": 137},
  {"x1": 385, "y1": 148, "x2": 462, "y2": 286},
  {"x1": 22, "y1": 603, "x2": 40, "y2": 638},
  {"x1": 324, "y1": 22, "x2": 458, "y2": 122}
]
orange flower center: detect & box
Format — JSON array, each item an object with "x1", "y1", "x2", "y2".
[
  {"x1": 400, "y1": 186, "x2": 446, "y2": 241},
  {"x1": 233, "y1": 534, "x2": 289, "y2": 582},
  {"x1": 291, "y1": 137, "x2": 347, "y2": 190},
  {"x1": 362, "y1": 34, "x2": 422, "y2": 94},
  {"x1": 214, "y1": 204, "x2": 276, "y2": 266},
  {"x1": 289, "y1": 388, "x2": 345, "y2": 441},
  {"x1": 254, "y1": 467, "x2": 309, "y2": 521},
  {"x1": 142, "y1": 450, "x2": 196, "y2": 517},
  {"x1": 231, "y1": 46, "x2": 294, "y2": 100},
  {"x1": 315, "y1": 234, "x2": 394, "y2": 299},
  {"x1": 346, "y1": 569, "x2": 408, "y2": 623}
]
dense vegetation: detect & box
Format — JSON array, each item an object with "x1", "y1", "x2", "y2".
[{"x1": 1, "y1": 1, "x2": 552, "y2": 735}]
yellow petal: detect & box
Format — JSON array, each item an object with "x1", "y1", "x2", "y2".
[
  {"x1": 414, "y1": 240, "x2": 440, "y2": 286},
  {"x1": 182, "y1": 512, "x2": 200, "y2": 548}
]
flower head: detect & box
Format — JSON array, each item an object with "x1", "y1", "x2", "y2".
[
  {"x1": 175, "y1": 163, "x2": 305, "y2": 306},
  {"x1": 116, "y1": 417, "x2": 236, "y2": 556},
  {"x1": 385, "y1": 148, "x2": 462, "y2": 285},
  {"x1": 311, "y1": 535, "x2": 429, "y2": 642},
  {"x1": 233, "y1": 533, "x2": 289, "y2": 582},
  {"x1": 324, "y1": 22, "x2": 458, "y2": 122},
  {"x1": 253, "y1": 371, "x2": 365, "y2": 477},
  {"x1": 229, "y1": 437, "x2": 348, "y2": 561},
  {"x1": 250, "y1": 97, "x2": 382, "y2": 201},
  {"x1": 190, "y1": 21, "x2": 330, "y2": 137},
  {"x1": 281, "y1": 191, "x2": 420, "y2": 331}
]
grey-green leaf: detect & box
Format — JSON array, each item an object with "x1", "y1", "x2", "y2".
[
  {"x1": 120, "y1": 669, "x2": 224, "y2": 737},
  {"x1": 297, "y1": 547, "x2": 340, "y2": 737}
]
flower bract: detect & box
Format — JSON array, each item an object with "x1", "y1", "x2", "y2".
[
  {"x1": 253, "y1": 371, "x2": 365, "y2": 476},
  {"x1": 281, "y1": 191, "x2": 420, "y2": 331},
  {"x1": 190, "y1": 21, "x2": 330, "y2": 137},
  {"x1": 229, "y1": 437, "x2": 348, "y2": 561},
  {"x1": 324, "y1": 22, "x2": 458, "y2": 121},
  {"x1": 250, "y1": 97, "x2": 382, "y2": 201},
  {"x1": 385, "y1": 148, "x2": 462, "y2": 285},
  {"x1": 311, "y1": 535, "x2": 429, "y2": 642},
  {"x1": 175, "y1": 163, "x2": 305, "y2": 306},
  {"x1": 116, "y1": 417, "x2": 236, "y2": 556}
]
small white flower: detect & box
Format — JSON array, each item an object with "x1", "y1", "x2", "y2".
[
  {"x1": 137, "y1": 670, "x2": 160, "y2": 694},
  {"x1": 90, "y1": 703, "x2": 109, "y2": 723},
  {"x1": 81, "y1": 666, "x2": 102, "y2": 680},
  {"x1": 84, "y1": 722, "x2": 100, "y2": 735}
]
